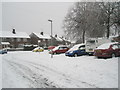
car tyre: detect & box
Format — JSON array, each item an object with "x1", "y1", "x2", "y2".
[
  {"x1": 111, "y1": 53, "x2": 116, "y2": 58},
  {"x1": 74, "y1": 53, "x2": 78, "y2": 57},
  {"x1": 54, "y1": 52, "x2": 58, "y2": 55}
]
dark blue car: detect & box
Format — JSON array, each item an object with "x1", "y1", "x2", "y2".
[
  {"x1": 65, "y1": 44, "x2": 86, "y2": 57},
  {"x1": 0, "y1": 49, "x2": 7, "y2": 54}
]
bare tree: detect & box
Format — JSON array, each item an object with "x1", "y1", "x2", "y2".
[
  {"x1": 113, "y1": 2, "x2": 120, "y2": 35},
  {"x1": 63, "y1": 2, "x2": 106, "y2": 43},
  {"x1": 100, "y1": 2, "x2": 118, "y2": 38}
]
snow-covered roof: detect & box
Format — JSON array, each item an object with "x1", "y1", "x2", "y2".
[
  {"x1": 97, "y1": 42, "x2": 118, "y2": 49},
  {"x1": 33, "y1": 32, "x2": 51, "y2": 39},
  {"x1": 0, "y1": 31, "x2": 30, "y2": 38},
  {"x1": 55, "y1": 37, "x2": 63, "y2": 41}
]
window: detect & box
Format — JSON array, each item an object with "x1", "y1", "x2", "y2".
[
  {"x1": 112, "y1": 45, "x2": 118, "y2": 49},
  {"x1": 59, "y1": 47, "x2": 64, "y2": 50},
  {"x1": 87, "y1": 40, "x2": 95, "y2": 44},
  {"x1": 11, "y1": 38, "x2": 14, "y2": 42},
  {"x1": 43, "y1": 39, "x2": 45, "y2": 41},
  {"x1": 23, "y1": 38, "x2": 27, "y2": 42},
  {"x1": 79, "y1": 45, "x2": 85, "y2": 50},
  {"x1": 17, "y1": 38, "x2": 21, "y2": 42},
  {"x1": 63, "y1": 47, "x2": 68, "y2": 49},
  {"x1": 118, "y1": 44, "x2": 120, "y2": 49}
]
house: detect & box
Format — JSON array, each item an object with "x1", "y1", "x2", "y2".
[
  {"x1": 52, "y1": 34, "x2": 63, "y2": 46},
  {"x1": 60, "y1": 36, "x2": 71, "y2": 45},
  {"x1": 52, "y1": 35, "x2": 71, "y2": 46},
  {"x1": 0, "y1": 29, "x2": 30, "y2": 49},
  {"x1": 29, "y1": 32, "x2": 51, "y2": 47}
]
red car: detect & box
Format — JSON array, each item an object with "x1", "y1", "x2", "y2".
[
  {"x1": 48, "y1": 46, "x2": 56, "y2": 50},
  {"x1": 49, "y1": 45, "x2": 69, "y2": 54},
  {"x1": 94, "y1": 42, "x2": 120, "y2": 58}
]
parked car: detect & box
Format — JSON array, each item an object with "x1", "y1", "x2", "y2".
[
  {"x1": 43, "y1": 46, "x2": 48, "y2": 50},
  {"x1": 48, "y1": 46, "x2": 56, "y2": 51},
  {"x1": 49, "y1": 45, "x2": 69, "y2": 54},
  {"x1": 65, "y1": 43, "x2": 87, "y2": 57},
  {"x1": 0, "y1": 49, "x2": 7, "y2": 54},
  {"x1": 32, "y1": 47, "x2": 44, "y2": 52},
  {"x1": 94, "y1": 42, "x2": 120, "y2": 58}
]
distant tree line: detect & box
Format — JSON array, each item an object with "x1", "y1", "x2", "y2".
[{"x1": 63, "y1": 2, "x2": 120, "y2": 43}]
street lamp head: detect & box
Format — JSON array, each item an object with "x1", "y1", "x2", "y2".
[{"x1": 48, "y1": 19, "x2": 52, "y2": 22}]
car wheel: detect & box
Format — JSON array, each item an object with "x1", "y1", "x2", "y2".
[
  {"x1": 54, "y1": 52, "x2": 58, "y2": 55},
  {"x1": 51, "y1": 52, "x2": 53, "y2": 55},
  {"x1": 74, "y1": 53, "x2": 78, "y2": 57},
  {"x1": 112, "y1": 53, "x2": 116, "y2": 58}
]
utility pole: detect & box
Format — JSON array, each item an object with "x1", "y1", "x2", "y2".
[{"x1": 48, "y1": 19, "x2": 53, "y2": 58}]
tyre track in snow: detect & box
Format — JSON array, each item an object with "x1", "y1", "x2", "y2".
[
  {"x1": 22, "y1": 60, "x2": 100, "y2": 88},
  {"x1": 3, "y1": 53, "x2": 100, "y2": 88},
  {"x1": 3, "y1": 58, "x2": 58, "y2": 88}
]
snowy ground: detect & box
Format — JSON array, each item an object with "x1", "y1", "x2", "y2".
[{"x1": 1, "y1": 50, "x2": 118, "y2": 88}]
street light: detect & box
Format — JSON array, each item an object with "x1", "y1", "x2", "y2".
[
  {"x1": 48, "y1": 19, "x2": 53, "y2": 58},
  {"x1": 38, "y1": 40, "x2": 41, "y2": 47}
]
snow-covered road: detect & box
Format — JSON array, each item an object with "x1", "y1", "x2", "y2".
[{"x1": 1, "y1": 51, "x2": 118, "y2": 88}]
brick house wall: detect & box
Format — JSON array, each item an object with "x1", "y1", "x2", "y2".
[
  {"x1": 29, "y1": 33, "x2": 50, "y2": 47},
  {"x1": 1, "y1": 37, "x2": 30, "y2": 48}
]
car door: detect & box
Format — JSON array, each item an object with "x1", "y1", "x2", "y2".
[
  {"x1": 58, "y1": 47, "x2": 64, "y2": 53},
  {"x1": 78, "y1": 45, "x2": 86, "y2": 55},
  {"x1": 58, "y1": 47, "x2": 68, "y2": 53},
  {"x1": 63, "y1": 47, "x2": 69, "y2": 53}
]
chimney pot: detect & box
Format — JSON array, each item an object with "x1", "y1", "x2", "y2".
[
  {"x1": 55, "y1": 34, "x2": 57, "y2": 37},
  {"x1": 12, "y1": 28, "x2": 16, "y2": 34},
  {"x1": 40, "y1": 32, "x2": 43, "y2": 35}
]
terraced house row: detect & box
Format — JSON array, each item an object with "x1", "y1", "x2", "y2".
[{"x1": 0, "y1": 29, "x2": 70, "y2": 49}]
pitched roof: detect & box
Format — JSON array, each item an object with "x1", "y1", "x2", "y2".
[
  {"x1": 33, "y1": 32, "x2": 51, "y2": 39},
  {"x1": 0, "y1": 31, "x2": 30, "y2": 38},
  {"x1": 54, "y1": 37, "x2": 63, "y2": 41}
]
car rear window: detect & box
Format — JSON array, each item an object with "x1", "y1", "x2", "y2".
[
  {"x1": 97, "y1": 43, "x2": 111, "y2": 49},
  {"x1": 112, "y1": 44, "x2": 119, "y2": 49},
  {"x1": 118, "y1": 44, "x2": 120, "y2": 49}
]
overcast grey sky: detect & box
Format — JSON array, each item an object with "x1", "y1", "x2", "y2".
[{"x1": 2, "y1": 2, "x2": 74, "y2": 36}]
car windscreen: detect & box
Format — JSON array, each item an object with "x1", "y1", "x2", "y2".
[
  {"x1": 87, "y1": 40, "x2": 95, "y2": 44},
  {"x1": 97, "y1": 43, "x2": 110, "y2": 49},
  {"x1": 52, "y1": 46, "x2": 59, "y2": 51},
  {"x1": 68, "y1": 45, "x2": 80, "y2": 51}
]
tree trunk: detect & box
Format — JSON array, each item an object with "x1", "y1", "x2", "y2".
[
  {"x1": 82, "y1": 29, "x2": 85, "y2": 43},
  {"x1": 106, "y1": 13, "x2": 110, "y2": 39}
]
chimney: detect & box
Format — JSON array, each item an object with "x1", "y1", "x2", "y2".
[
  {"x1": 55, "y1": 34, "x2": 57, "y2": 37},
  {"x1": 12, "y1": 28, "x2": 16, "y2": 34},
  {"x1": 40, "y1": 32, "x2": 43, "y2": 35}
]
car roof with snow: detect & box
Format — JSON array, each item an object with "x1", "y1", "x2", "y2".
[
  {"x1": 52, "y1": 45, "x2": 68, "y2": 51},
  {"x1": 68, "y1": 43, "x2": 85, "y2": 51},
  {"x1": 97, "y1": 42, "x2": 119, "y2": 49}
]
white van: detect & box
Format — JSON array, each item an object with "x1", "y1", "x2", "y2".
[{"x1": 85, "y1": 38, "x2": 112, "y2": 55}]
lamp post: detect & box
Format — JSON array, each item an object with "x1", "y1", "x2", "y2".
[
  {"x1": 38, "y1": 40, "x2": 41, "y2": 47},
  {"x1": 48, "y1": 19, "x2": 53, "y2": 58}
]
